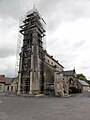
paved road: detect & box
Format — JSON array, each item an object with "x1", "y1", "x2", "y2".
[{"x1": 0, "y1": 93, "x2": 90, "y2": 120}]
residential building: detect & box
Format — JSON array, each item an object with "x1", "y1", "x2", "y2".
[
  {"x1": 0, "y1": 75, "x2": 5, "y2": 92},
  {"x1": 5, "y1": 77, "x2": 13, "y2": 92},
  {"x1": 5, "y1": 77, "x2": 18, "y2": 93},
  {"x1": 78, "y1": 80, "x2": 90, "y2": 92}
]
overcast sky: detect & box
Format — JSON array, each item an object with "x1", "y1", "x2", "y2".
[{"x1": 0, "y1": 0, "x2": 90, "y2": 79}]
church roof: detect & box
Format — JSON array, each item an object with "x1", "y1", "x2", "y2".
[
  {"x1": 45, "y1": 51, "x2": 64, "y2": 68},
  {"x1": 62, "y1": 69, "x2": 75, "y2": 76}
]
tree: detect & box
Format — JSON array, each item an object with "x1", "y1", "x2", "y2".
[
  {"x1": 87, "y1": 80, "x2": 90, "y2": 85},
  {"x1": 76, "y1": 73, "x2": 87, "y2": 81}
]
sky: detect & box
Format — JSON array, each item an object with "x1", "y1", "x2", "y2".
[{"x1": 0, "y1": 0, "x2": 90, "y2": 79}]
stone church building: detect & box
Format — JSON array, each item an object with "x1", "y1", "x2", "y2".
[{"x1": 17, "y1": 8, "x2": 77, "y2": 95}]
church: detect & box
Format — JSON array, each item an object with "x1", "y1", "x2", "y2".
[{"x1": 17, "y1": 7, "x2": 77, "y2": 96}]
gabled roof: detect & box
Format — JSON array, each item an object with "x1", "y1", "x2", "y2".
[
  {"x1": 78, "y1": 80, "x2": 89, "y2": 86},
  {"x1": 0, "y1": 75, "x2": 5, "y2": 83},
  {"x1": 5, "y1": 77, "x2": 13, "y2": 85},
  {"x1": 62, "y1": 69, "x2": 75, "y2": 76},
  {"x1": 5, "y1": 77, "x2": 18, "y2": 85}
]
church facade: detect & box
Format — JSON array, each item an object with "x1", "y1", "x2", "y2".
[{"x1": 17, "y1": 8, "x2": 77, "y2": 95}]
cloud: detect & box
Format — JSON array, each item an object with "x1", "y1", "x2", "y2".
[
  {"x1": 0, "y1": 56, "x2": 16, "y2": 77},
  {"x1": 0, "y1": 0, "x2": 90, "y2": 79},
  {"x1": 0, "y1": 17, "x2": 18, "y2": 77},
  {"x1": 0, "y1": 17, "x2": 18, "y2": 58},
  {"x1": 47, "y1": 18, "x2": 90, "y2": 79},
  {"x1": 36, "y1": 0, "x2": 90, "y2": 34},
  {"x1": 0, "y1": 0, "x2": 40, "y2": 20}
]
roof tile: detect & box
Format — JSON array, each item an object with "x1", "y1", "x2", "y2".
[{"x1": 0, "y1": 75, "x2": 5, "y2": 83}]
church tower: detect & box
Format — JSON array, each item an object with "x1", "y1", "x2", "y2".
[{"x1": 17, "y1": 8, "x2": 46, "y2": 94}]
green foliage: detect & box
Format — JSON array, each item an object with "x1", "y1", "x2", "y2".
[
  {"x1": 76, "y1": 73, "x2": 90, "y2": 84},
  {"x1": 77, "y1": 73, "x2": 87, "y2": 81},
  {"x1": 87, "y1": 80, "x2": 90, "y2": 85}
]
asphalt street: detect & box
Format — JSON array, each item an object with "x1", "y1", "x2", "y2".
[{"x1": 0, "y1": 93, "x2": 90, "y2": 120}]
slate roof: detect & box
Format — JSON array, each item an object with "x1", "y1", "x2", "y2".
[
  {"x1": 78, "y1": 80, "x2": 89, "y2": 86},
  {"x1": 5, "y1": 77, "x2": 13, "y2": 85},
  {"x1": 62, "y1": 69, "x2": 75, "y2": 76},
  {"x1": 0, "y1": 75, "x2": 5, "y2": 83},
  {"x1": 45, "y1": 51, "x2": 64, "y2": 68}
]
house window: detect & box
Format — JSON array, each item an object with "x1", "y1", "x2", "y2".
[
  {"x1": 11, "y1": 86, "x2": 13, "y2": 91},
  {"x1": 7, "y1": 86, "x2": 9, "y2": 90}
]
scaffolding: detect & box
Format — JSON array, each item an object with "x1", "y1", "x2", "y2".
[
  {"x1": 15, "y1": 21, "x2": 23, "y2": 77},
  {"x1": 18, "y1": 8, "x2": 46, "y2": 94}
]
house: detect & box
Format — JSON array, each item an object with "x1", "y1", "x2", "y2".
[
  {"x1": 5, "y1": 77, "x2": 13, "y2": 92},
  {"x1": 5, "y1": 77, "x2": 18, "y2": 92},
  {"x1": 10, "y1": 78, "x2": 18, "y2": 92},
  {"x1": 0, "y1": 75, "x2": 5, "y2": 92},
  {"x1": 78, "y1": 80, "x2": 90, "y2": 92}
]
